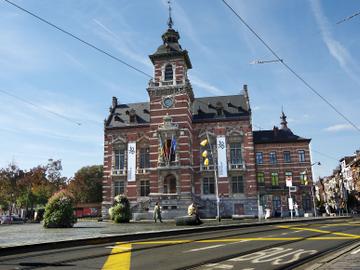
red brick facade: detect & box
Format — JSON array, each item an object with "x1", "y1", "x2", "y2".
[{"x1": 102, "y1": 26, "x2": 312, "y2": 219}]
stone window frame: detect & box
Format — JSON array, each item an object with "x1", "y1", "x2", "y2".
[
  {"x1": 283, "y1": 151, "x2": 291, "y2": 163},
  {"x1": 298, "y1": 150, "x2": 306, "y2": 163},
  {"x1": 202, "y1": 176, "x2": 215, "y2": 195},
  {"x1": 271, "y1": 172, "x2": 279, "y2": 187},
  {"x1": 256, "y1": 152, "x2": 264, "y2": 164},
  {"x1": 161, "y1": 62, "x2": 175, "y2": 85},
  {"x1": 113, "y1": 147, "x2": 126, "y2": 170},
  {"x1": 300, "y1": 171, "x2": 307, "y2": 185},
  {"x1": 111, "y1": 137, "x2": 127, "y2": 173},
  {"x1": 269, "y1": 151, "x2": 277, "y2": 164},
  {"x1": 114, "y1": 180, "x2": 125, "y2": 196},
  {"x1": 226, "y1": 129, "x2": 244, "y2": 166},
  {"x1": 231, "y1": 175, "x2": 244, "y2": 194},
  {"x1": 139, "y1": 179, "x2": 150, "y2": 197},
  {"x1": 257, "y1": 172, "x2": 265, "y2": 185}
]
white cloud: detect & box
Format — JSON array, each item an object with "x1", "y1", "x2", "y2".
[
  {"x1": 92, "y1": 18, "x2": 152, "y2": 69},
  {"x1": 190, "y1": 75, "x2": 226, "y2": 96},
  {"x1": 324, "y1": 124, "x2": 355, "y2": 132},
  {"x1": 310, "y1": 0, "x2": 360, "y2": 86}
]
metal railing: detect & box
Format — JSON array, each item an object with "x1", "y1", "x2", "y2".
[{"x1": 112, "y1": 169, "x2": 126, "y2": 176}]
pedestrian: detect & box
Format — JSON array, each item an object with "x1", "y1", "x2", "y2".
[
  {"x1": 294, "y1": 202, "x2": 299, "y2": 217},
  {"x1": 188, "y1": 202, "x2": 201, "y2": 224},
  {"x1": 153, "y1": 202, "x2": 162, "y2": 223},
  {"x1": 265, "y1": 206, "x2": 271, "y2": 220}
]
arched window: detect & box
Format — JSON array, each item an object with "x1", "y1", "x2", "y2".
[{"x1": 164, "y1": 64, "x2": 173, "y2": 81}]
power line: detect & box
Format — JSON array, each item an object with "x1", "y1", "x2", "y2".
[
  {"x1": 4, "y1": 0, "x2": 152, "y2": 79},
  {"x1": 312, "y1": 149, "x2": 339, "y2": 161},
  {"x1": 336, "y1": 10, "x2": 360, "y2": 24},
  {"x1": 221, "y1": 0, "x2": 360, "y2": 133},
  {"x1": 0, "y1": 89, "x2": 82, "y2": 126}
]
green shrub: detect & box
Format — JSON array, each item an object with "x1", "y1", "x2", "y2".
[
  {"x1": 43, "y1": 190, "x2": 77, "y2": 228},
  {"x1": 109, "y1": 195, "x2": 131, "y2": 223}
]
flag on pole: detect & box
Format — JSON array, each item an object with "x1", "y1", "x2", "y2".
[{"x1": 159, "y1": 136, "x2": 164, "y2": 157}]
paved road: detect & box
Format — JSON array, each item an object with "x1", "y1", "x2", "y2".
[{"x1": 0, "y1": 218, "x2": 359, "y2": 270}]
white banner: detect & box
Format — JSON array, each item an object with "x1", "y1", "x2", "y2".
[
  {"x1": 216, "y1": 136, "x2": 227, "y2": 178},
  {"x1": 286, "y1": 175, "x2": 293, "y2": 187},
  {"x1": 288, "y1": 197, "x2": 294, "y2": 210},
  {"x1": 127, "y1": 142, "x2": 136, "y2": 182}
]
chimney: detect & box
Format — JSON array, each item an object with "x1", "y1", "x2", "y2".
[
  {"x1": 112, "y1": 97, "x2": 118, "y2": 109},
  {"x1": 273, "y1": 126, "x2": 279, "y2": 136},
  {"x1": 243, "y1": 84, "x2": 250, "y2": 111}
]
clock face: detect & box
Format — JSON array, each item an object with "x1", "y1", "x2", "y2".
[{"x1": 163, "y1": 97, "x2": 173, "y2": 108}]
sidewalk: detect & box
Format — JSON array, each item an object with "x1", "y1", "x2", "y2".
[
  {"x1": 0, "y1": 216, "x2": 347, "y2": 249},
  {"x1": 313, "y1": 242, "x2": 360, "y2": 270}
]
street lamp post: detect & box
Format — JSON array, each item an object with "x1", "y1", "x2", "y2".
[
  {"x1": 308, "y1": 162, "x2": 321, "y2": 217},
  {"x1": 201, "y1": 133, "x2": 221, "y2": 222}
]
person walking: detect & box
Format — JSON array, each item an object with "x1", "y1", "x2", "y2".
[
  {"x1": 294, "y1": 202, "x2": 299, "y2": 217},
  {"x1": 153, "y1": 202, "x2": 162, "y2": 223}
]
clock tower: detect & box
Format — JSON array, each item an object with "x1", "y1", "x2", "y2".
[{"x1": 146, "y1": 16, "x2": 195, "y2": 210}]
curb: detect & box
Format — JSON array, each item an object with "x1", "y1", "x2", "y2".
[{"x1": 0, "y1": 216, "x2": 349, "y2": 257}]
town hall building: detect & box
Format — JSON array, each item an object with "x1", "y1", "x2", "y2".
[{"x1": 102, "y1": 19, "x2": 314, "y2": 219}]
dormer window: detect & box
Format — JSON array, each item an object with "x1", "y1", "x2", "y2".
[
  {"x1": 128, "y1": 109, "x2": 137, "y2": 123},
  {"x1": 164, "y1": 64, "x2": 173, "y2": 81}
]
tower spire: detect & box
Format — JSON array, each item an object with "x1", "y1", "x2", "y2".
[
  {"x1": 167, "y1": 0, "x2": 173, "y2": 29},
  {"x1": 280, "y1": 108, "x2": 289, "y2": 130}
]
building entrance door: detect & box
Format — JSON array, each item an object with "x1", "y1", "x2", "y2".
[
  {"x1": 234, "y1": 203, "x2": 244, "y2": 215},
  {"x1": 164, "y1": 174, "x2": 177, "y2": 193}
]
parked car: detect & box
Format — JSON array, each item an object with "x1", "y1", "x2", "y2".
[{"x1": 0, "y1": 215, "x2": 25, "y2": 224}]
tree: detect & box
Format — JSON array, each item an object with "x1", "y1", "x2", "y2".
[
  {"x1": 46, "y1": 159, "x2": 67, "y2": 190},
  {"x1": 17, "y1": 166, "x2": 54, "y2": 218},
  {"x1": 67, "y1": 165, "x2": 103, "y2": 203},
  {"x1": 0, "y1": 163, "x2": 24, "y2": 217}
]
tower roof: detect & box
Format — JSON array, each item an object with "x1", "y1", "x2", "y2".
[
  {"x1": 149, "y1": 3, "x2": 192, "y2": 68},
  {"x1": 280, "y1": 110, "x2": 289, "y2": 130}
]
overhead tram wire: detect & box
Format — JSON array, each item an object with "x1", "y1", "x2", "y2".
[
  {"x1": 0, "y1": 88, "x2": 82, "y2": 126},
  {"x1": 4, "y1": 0, "x2": 152, "y2": 79},
  {"x1": 336, "y1": 11, "x2": 360, "y2": 24},
  {"x1": 312, "y1": 148, "x2": 339, "y2": 162},
  {"x1": 221, "y1": 0, "x2": 360, "y2": 134}
]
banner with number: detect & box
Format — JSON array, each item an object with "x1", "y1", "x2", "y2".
[
  {"x1": 216, "y1": 136, "x2": 227, "y2": 178},
  {"x1": 127, "y1": 142, "x2": 136, "y2": 182}
]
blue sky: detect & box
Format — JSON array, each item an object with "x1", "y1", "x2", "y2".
[{"x1": 0, "y1": 0, "x2": 359, "y2": 180}]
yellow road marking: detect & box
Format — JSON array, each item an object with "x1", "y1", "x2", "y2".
[
  {"x1": 277, "y1": 225, "x2": 360, "y2": 238},
  {"x1": 131, "y1": 237, "x2": 358, "y2": 246},
  {"x1": 102, "y1": 242, "x2": 131, "y2": 270},
  {"x1": 308, "y1": 237, "x2": 359, "y2": 240},
  {"x1": 197, "y1": 238, "x2": 302, "y2": 242},
  {"x1": 135, "y1": 240, "x2": 191, "y2": 245},
  {"x1": 321, "y1": 223, "x2": 360, "y2": 227}
]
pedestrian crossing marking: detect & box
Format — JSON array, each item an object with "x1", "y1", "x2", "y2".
[{"x1": 102, "y1": 242, "x2": 131, "y2": 270}]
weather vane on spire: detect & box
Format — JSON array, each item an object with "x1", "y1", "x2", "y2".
[{"x1": 167, "y1": 0, "x2": 173, "y2": 29}]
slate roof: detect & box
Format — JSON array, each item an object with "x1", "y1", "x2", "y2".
[
  {"x1": 106, "y1": 102, "x2": 150, "y2": 128},
  {"x1": 192, "y1": 94, "x2": 250, "y2": 122},
  {"x1": 253, "y1": 128, "x2": 311, "y2": 144},
  {"x1": 105, "y1": 94, "x2": 250, "y2": 128}
]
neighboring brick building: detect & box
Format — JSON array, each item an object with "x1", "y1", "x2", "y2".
[
  {"x1": 102, "y1": 23, "x2": 257, "y2": 219},
  {"x1": 253, "y1": 112, "x2": 313, "y2": 217}
]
